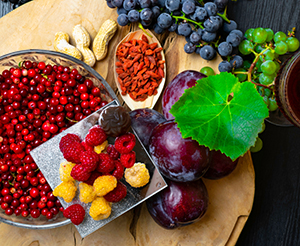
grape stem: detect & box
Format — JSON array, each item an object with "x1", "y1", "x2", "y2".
[
  {"x1": 217, "y1": 6, "x2": 230, "y2": 23},
  {"x1": 171, "y1": 12, "x2": 204, "y2": 29},
  {"x1": 138, "y1": 23, "x2": 153, "y2": 38}
]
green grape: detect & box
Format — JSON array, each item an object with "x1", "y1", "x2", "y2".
[
  {"x1": 275, "y1": 41, "x2": 288, "y2": 55},
  {"x1": 265, "y1": 28, "x2": 274, "y2": 42},
  {"x1": 250, "y1": 137, "x2": 263, "y2": 153},
  {"x1": 256, "y1": 59, "x2": 263, "y2": 72},
  {"x1": 253, "y1": 27, "x2": 268, "y2": 44},
  {"x1": 255, "y1": 44, "x2": 264, "y2": 53},
  {"x1": 259, "y1": 49, "x2": 275, "y2": 62},
  {"x1": 274, "y1": 60, "x2": 281, "y2": 72},
  {"x1": 234, "y1": 68, "x2": 247, "y2": 82},
  {"x1": 239, "y1": 40, "x2": 254, "y2": 55},
  {"x1": 286, "y1": 37, "x2": 300, "y2": 52},
  {"x1": 263, "y1": 95, "x2": 270, "y2": 106},
  {"x1": 258, "y1": 73, "x2": 274, "y2": 85},
  {"x1": 243, "y1": 60, "x2": 252, "y2": 70},
  {"x1": 261, "y1": 60, "x2": 276, "y2": 75},
  {"x1": 264, "y1": 88, "x2": 272, "y2": 97},
  {"x1": 200, "y1": 66, "x2": 215, "y2": 76},
  {"x1": 245, "y1": 28, "x2": 254, "y2": 41},
  {"x1": 274, "y1": 31, "x2": 287, "y2": 42},
  {"x1": 268, "y1": 97, "x2": 278, "y2": 111}
]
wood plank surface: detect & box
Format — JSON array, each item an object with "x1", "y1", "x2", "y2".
[{"x1": 0, "y1": 0, "x2": 255, "y2": 245}]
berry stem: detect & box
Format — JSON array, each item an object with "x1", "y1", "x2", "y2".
[
  {"x1": 217, "y1": 6, "x2": 230, "y2": 23},
  {"x1": 171, "y1": 12, "x2": 204, "y2": 29},
  {"x1": 138, "y1": 23, "x2": 153, "y2": 38}
]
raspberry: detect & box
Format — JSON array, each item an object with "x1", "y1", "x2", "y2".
[
  {"x1": 114, "y1": 132, "x2": 136, "y2": 154},
  {"x1": 120, "y1": 151, "x2": 136, "y2": 168},
  {"x1": 80, "y1": 150, "x2": 99, "y2": 172},
  {"x1": 59, "y1": 161, "x2": 76, "y2": 182},
  {"x1": 81, "y1": 141, "x2": 94, "y2": 152},
  {"x1": 83, "y1": 171, "x2": 102, "y2": 186},
  {"x1": 97, "y1": 153, "x2": 115, "y2": 173},
  {"x1": 70, "y1": 164, "x2": 91, "y2": 182},
  {"x1": 89, "y1": 197, "x2": 111, "y2": 220},
  {"x1": 106, "y1": 144, "x2": 120, "y2": 160},
  {"x1": 93, "y1": 175, "x2": 117, "y2": 197},
  {"x1": 79, "y1": 182, "x2": 97, "y2": 203},
  {"x1": 62, "y1": 142, "x2": 85, "y2": 164},
  {"x1": 59, "y1": 133, "x2": 81, "y2": 152},
  {"x1": 94, "y1": 140, "x2": 108, "y2": 154},
  {"x1": 85, "y1": 125, "x2": 107, "y2": 146},
  {"x1": 53, "y1": 181, "x2": 77, "y2": 203},
  {"x1": 125, "y1": 162, "x2": 150, "y2": 188},
  {"x1": 111, "y1": 160, "x2": 124, "y2": 180},
  {"x1": 63, "y1": 204, "x2": 85, "y2": 225},
  {"x1": 104, "y1": 181, "x2": 127, "y2": 203}
]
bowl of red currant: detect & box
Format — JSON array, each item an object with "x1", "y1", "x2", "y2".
[{"x1": 0, "y1": 49, "x2": 118, "y2": 228}]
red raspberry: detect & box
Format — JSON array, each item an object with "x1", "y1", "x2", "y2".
[
  {"x1": 111, "y1": 160, "x2": 124, "y2": 180},
  {"x1": 59, "y1": 133, "x2": 81, "y2": 152},
  {"x1": 80, "y1": 150, "x2": 99, "y2": 172},
  {"x1": 106, "y1": 144, "x2": 120, "y2": 160},
  {"x1": 120, "y1": 151, "x2": 136, "y2": 168},
  {"x1": 104, "y1": 181, "x2": 127, "y2": 203},
  {"x1": 85, "y1": 125, "x2": 107, "y2": 146},
  {"x1": 62, "y1": 142, "x2": 85, "y2": 164},
  {"x1": 114, "y1": 132, "x2": 136, "y2": 154},
  {"x1": 63, "y1": 204, "x2": 85, "y2": 225},
  {"x1": 70, "y1": 164, "x2": 91, "y2": 181},
  {"x1": 97, "y1": 153, "x2": 115, "y2": 173},
  {"x1": 84, "y1": 171, "x2": 102, "y2": 186},
  {"x1": 81, "y1": 141, "x2": 94, "y2": 152}
]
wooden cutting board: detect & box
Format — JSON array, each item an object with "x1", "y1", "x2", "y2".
[{"x1": 0, "y1": 0, "x2": 255, "y2": 245}]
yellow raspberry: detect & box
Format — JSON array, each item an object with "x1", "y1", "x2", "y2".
[
  {"x1": 93, "y1": 175, "x2": 117, "y2": 197},
  {"x1": 124, "y1": 162, "x2": 150, "y2": 188},
  {"x1": 59, "y1": 161, "x2": 76, "y2": 182},
  {"x1": 94, "y1": 140, "x2": 108, "y2": 154},
  {"x1": 79, "y1": 182, "x2": 97, "y2": 203},
  {"x1": 53, "y1": 181, "x2": 77, "y2": 203},
  {"x1": 89, "y1": 197, "x2": 111, "y2": 220}
]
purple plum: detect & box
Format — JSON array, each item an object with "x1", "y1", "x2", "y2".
[
  {"x1": 146, "y1": 177, "x2": 209, "y2": 229},
  {"x1": 149, "y1": 121, "x2": 211, "y2": 182}
]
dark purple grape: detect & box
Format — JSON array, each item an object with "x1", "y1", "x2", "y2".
[
  {"x1": 226, "y1": 31, "x2": 242, "y2": 47},
  {"x1": 182, "y1": 0, "x2": 196, "y2": 15},
  {"x1": 217, "y1": 41, "x2": 233, "y2": 57},
  {"x1": 199, "y1": 45, "x2": 216, "y2": 60},
  {"x1": 153, "y1": 23, "x2": 166, "y2": 34},
  {"x1": 112, "y1": 0, "x2": 124, "y2": 7},
  {"x1": 129, "y1": 108, "x2": 166, "y2": 149},
  {"x1": 162, "y1": 70, "x2": 206, "y2": 120},
  {"x1": 149, "y1": 121, "x2": 211, "y2": 182},
  {"x1": 128, "y1": 9, "x2": 140, "y2": 22},
  {"x1": 203, "y1": 150, "x2": 239, "y2": 180},
  {"x1": 168, "y1": 21, "x2": 178, "y2": 32},
  {"x1": 140, "y1": 8, "x2": 153, "y2": 22},
  {"x1": 165, "y1": 0, "x2": 180, "y2": 12},
  {"x1": 106, "y1": 0, "x2": 117, "y2": 8},
  {"x1": 223, "y1": 20, "x2": 238, "y2": 33},
  {"x1": 152, "y1": 6, "x2": 161, "y2": 19},
  {"x1": 117, "y1": 7, "x2": 128, "y2": 15},
  {"x1": 204, "y1": 2, "x2": 218, "y2": 16},
  {"x1": 214, "y1": 0, "x2": 228, "y2": 11},
  {"x1": 138, "y1": 0, "x2": 151, "y2": 8},
  {"x1": 157, "y1": 13, "x2": 173, "y2": 29},
  {"x1": 218, "y1": 60, "x2": 233, "y2": 72},
  {"x1": 117, "y1": 14, "x2": 129, "y2": 26},
  {"x1": 230, "y1": 55, "x2": 244, "y2": 69},
  {"x1": 203, "y1": 16, "x2": 221, "y2": 33},
  {"x1": 184, "y1": 42, "x2": 196, "y2": 54},
  {"x1": 146, "y1": 177, "x2": 209, "y2": 229},
  {"x1": 123, "y1": 0, "x2": 137, "y2": 11},
  {"x1": 201, "y1": 30, "x2": 217, "y2": 42},
  {"x1": 177, "y1": 23, "x2": 192, "y2": 37},
  {"x1": 189, "y1": 31, "x2": 201, "y2": 44},
  {"x1": 194, "y1": 6, "x2": 207, "y2": 21}
]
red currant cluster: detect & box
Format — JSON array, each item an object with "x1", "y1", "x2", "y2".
[{"x1": 0, "y1": 60, "x2": 109, "y2": 219}]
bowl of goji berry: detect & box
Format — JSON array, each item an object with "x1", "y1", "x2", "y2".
[
  {"x1": 114, "y1": 29, "x2": 166, "y2": 111},
  {"x1": 0, "y1": 49, "x2": 118, "y2": 228}
]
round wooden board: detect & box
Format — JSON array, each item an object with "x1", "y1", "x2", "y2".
[{"x1": 0, "y1": 0, "x2": 255, "y2": 245}]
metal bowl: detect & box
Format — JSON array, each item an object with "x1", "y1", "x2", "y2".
[{"x1": 0, "y1": 49, "x2": 118, "y2": 229}]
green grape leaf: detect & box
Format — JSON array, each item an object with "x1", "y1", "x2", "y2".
[{"x1": 170, "y1": 72, "x2": 269, "y2": 161}]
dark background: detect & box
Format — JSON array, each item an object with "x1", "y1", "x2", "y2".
[{"x1": 1, "y1": 0, "x2": 300, "y2": 245}]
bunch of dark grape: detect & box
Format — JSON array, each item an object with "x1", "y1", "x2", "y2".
[{"x1": 106, "y1": 0, "x2": 243, "y2": 62}]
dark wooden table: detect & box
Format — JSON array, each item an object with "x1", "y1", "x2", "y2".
[{"x1": 1, "y1": 0, "x2": 300, "y2": 245}]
